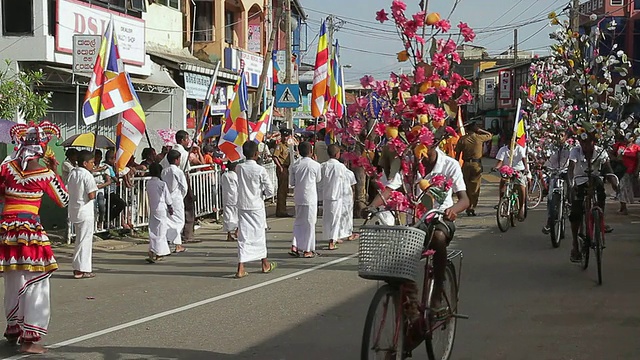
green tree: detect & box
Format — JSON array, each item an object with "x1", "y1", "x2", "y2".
[{"x1": 0, "y1": 60, "x2": 51, "y2": 120}]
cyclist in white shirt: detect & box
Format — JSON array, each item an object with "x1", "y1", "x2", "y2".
[
  {"x1": 542, "y1": 132, "x2": 573, "y2": 234},
  {"x1": 493, "y1": 144, "x2": 530, "y2": 221},
  {"x1": 567, "y1": 133, "x2": 614, "y2": 262}
]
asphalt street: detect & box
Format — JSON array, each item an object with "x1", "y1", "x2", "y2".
[{"x1": 0, "y1": 178, "x2": 639, "y2": 360}]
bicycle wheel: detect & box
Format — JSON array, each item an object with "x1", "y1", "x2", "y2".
[
  {"x1": 578, "y1": 219, "x2": 590, "y2": 270},
  {"x1": 550, "y1": 192, "x2": 563, "y2": 248},
  {"x1": 496, "y1": 197, "x2": 510, "y2": 232},
  {"x1": 527, "y1": 177, "x2": 543, "y2": 209},
  {"x1": 509, "y1": 195, "x2": 520, "y2": 227},
  {"x1": 361, "y1": 285, "x2": 405, "y2": 360},
  {"x1": 593, "y1": 210, "x2": 604, "y2": 285},
  {"x1": 425, "y1": 264, "x2": 458, "y2": 360}
]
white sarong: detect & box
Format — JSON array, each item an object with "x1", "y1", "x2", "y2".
[
  {"x1": 148, "y1": 209, "x2": 171, "y2": 256},
  {"x1": 237, "y1": 208, "x2": 267, "y2": 263},
  {"x1": 293, "y1": 205, "x2": 317, "y2": 252},
  {"x1": 323, "y1": 199, "x2": 343, "y2": 241},
  {"x1": 72, "y1": 218, "x2": 94, "y2": 273},
  {"x1": 339, "y1": 197, "x2": 354, "y2": 239},
  {"x1": 3, "y1": 271, "x2": 51, "y2": 342},
  {"x1": 223, "y1": 205, "x2": 238, "y2": 232}
]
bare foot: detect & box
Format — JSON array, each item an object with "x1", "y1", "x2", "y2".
[{"x1": 20, "y1": 342, "x2": 47, "y2": 354}]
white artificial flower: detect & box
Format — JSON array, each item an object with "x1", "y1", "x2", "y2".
[
  {"x1": 581, "y1": 132, "x2": 588, "y2": 140},
  {"x1": 589, "y1": 14, "x2": 597, "y2": 21},
  {"x1": 620, "y1": 122, "x2": 628, "y2": 130}
]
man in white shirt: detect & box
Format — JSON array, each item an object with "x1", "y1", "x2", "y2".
[
  {"x1": 288, "y1": 142, "x2": 322, "y2": 258},
  {"x1": 542, "y1": 134, "x2": 573, "y2": 234},
  {"x1": 235, "y1": 141, "x2": 276, "y2": 278},
  {"x1": 321, "y1": 144, "x2": 347, "y2": 250},
  {"x1": 494, "y1": 144, "x2": 530, "y2": 220},
  {"x1": 567, "y1": 134, "x2": 614, "y2": 262},
  {"x1": 67, "y1": 150, "x2": 99, "y2": 279},
  {"x1": 161, "y1": 150, "x2": 188, "y2": 254}
]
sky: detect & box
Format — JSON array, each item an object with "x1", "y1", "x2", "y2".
[{"x1": 298, "y1": 0, "x2": 568, "y2": 84}]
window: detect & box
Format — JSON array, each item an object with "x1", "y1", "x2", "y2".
[
  {"x1": 2, "y1": 0, "x2": 33, "y2": 36},
  {"x1": 610, "y1": 0, "x2": 622, "y2": 5},
  {"x1": 156, "y1": 0, "x2": 179, "y2": 10},
  {"x1": 194, "y1": 1, "x2": 213, "y2": 42},
  {"x1": 225, "y1": 11, "x2": 234, "y2": 44},
  {"x1": 127, "y1": 0, "x2": 146, "y2": 12}
]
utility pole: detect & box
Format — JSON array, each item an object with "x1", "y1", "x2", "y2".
[
  {"x1": 513, "y1": 29, "x2": 518, "y2": 63},
  {"x1": 571, "y1": 0, "x2": 580, "y2": 32},
  {"x1": 284, "y1": 0, "x2": 293, "y2": 128},
  {"x1": 251, "y1": 0, "x2": 281, "y2": 121}
]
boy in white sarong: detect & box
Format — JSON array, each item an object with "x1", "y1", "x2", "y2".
[
  {"x1": 288, "y1": 142, "x2": 322, "y2": 258},
  {"x1": 68, "y1": 150, "x2": 99, "y2": 279},
  {"x1": 221, "y1": 161, "x2": 239, "y2": 241},
  {"x1": 339, "y1": 167, "x2": 357, "y2": 241},
  {"x1": 161, "y1": 150, "x2": 188, "y2": 254},
  {"x1": 146, "y1": 163, "x2": 172, "y2": 263},
  {"x1": 235, "y1": 141, "x2": 276, "y2": 278},
  {"x1": 321, "y1": 144, "x2": 346, "y2": 250}
]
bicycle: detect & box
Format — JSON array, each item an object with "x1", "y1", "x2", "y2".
[
  {"x1": 526, "y1": 165, "x2": 544, "y2": 209},
  {"x1": 494, "y1": 169, "x2": 522, "y2": 233},
  {"x1": 546, "y1": 168, "x2": 569, "y2": 248},
  {"x1": 359, "y1": 209, "x2": 467, "y2": 360},
  {"x1": 573, "y1": 169, "x2": 617, "y2": 285}
]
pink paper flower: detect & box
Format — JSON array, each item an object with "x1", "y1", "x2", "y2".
[
  {"x1": 412, "y1": 11, "x2": 425, "y2": 27},
  {"x1": 388, "y1": 191, "x2": 410, "y2": 211},
  {"x1": 435, "y1": 19, "x2": 451, "y2": 33},
  {"x1": 437, "y1": 86, "x2": 454, "y2": 102},
  {"x1": 431, "y1": 53, "x2": 450, "y2": 73},
  {"x1": 419, "y1": 127, "x2": 435, "y2": 146},
  {"x1": 360, "y1": 75, "x2": 375, "y2": 88},
  {"x1": 437, "y1": 39, "x2": 457, "y2": 55},
  {"x1": 457, "y1": 22, "x2": 476, "y2": 42},
  {"x1": 415, "y1": 66, "x2": 426, "y2": 83},
  {"x1": 348, "y1": 119, "x2": 364, "y2": 135},
  {"x1": 430, "y1": 174, "x2": 447, "y2": 187},
  {"x1": 456, "y1": 89, "x2": 474, "y2": 105},
  {"x1": 374, "y1": 122, "x2": 387, "y2": 136},
  {"x1": 388, "y1": 137, "x2": 407, "y2": 155},
  {"x1": 376, "y1": 9, "x2": 389, "y2": 23}
]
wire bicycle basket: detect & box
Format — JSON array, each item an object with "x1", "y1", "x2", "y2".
[{"x1": 358, "y1": 225, "x2": 427, "y2": 283}]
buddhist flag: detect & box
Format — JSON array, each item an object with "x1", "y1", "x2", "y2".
[
  {"x1": 219, "y1": 73, "x2": 249, "y2": 161},
  {"x1": 311, "y1": 20, "x2": 329, "y2": 118},
  {"x1": 512, "y1": 99, "x2": 527, "y2": 149},
  {"x1": 327, "y1": 39, "x2": 345, "y2": 118},
  {"x1": 82, "y1": 19, "x2": 136, "y2": 125},
  {"x1": 250, "y1": 100, "x2": 273, "y2": 143},
  {"x1": 115, "y1": 75, "x2": 146, "y2": 173}
]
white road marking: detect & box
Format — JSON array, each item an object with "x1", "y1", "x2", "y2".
[{"x1": 2, "y1": 253, "x2": 358, "y2": 360}]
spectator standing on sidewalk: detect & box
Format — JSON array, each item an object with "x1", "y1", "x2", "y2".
[
  {"x1": 273, "y1": 128, "x2": 292, "y2": 217},
  {"x1": 62, "y1": 148, "x2": 78, "y2": 184},
  {"x1": 146, "y1": 163, "x2": 172, "y2": 263},
  {"x1": 161, "y1": 150, "x2": 188, "y2": 254},
  {"x1": 221, "y1": 161, "x2": 239, "y2": 241},
  {"x1": 68, "y1": 150, "x2": 99, "y2": 279},
  {"x1": 288, "y1": 142, "x2": 322, "y2": 258},
  {"x1": 235, "y1": 141, "x2": 276, "y2": 278}
]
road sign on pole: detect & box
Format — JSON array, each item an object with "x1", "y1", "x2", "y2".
[{"x1": 275, "y1": 84, "x2": 301, "y2": 108}]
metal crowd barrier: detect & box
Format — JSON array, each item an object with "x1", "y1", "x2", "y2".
[
  {"x1": 262, "y1": 161, "x2": 277, "y2": 203},
  {"x1": 64, "y1": 164, "x2": 247, "y2": 243}
]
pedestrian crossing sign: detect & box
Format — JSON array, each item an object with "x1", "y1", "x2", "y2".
[{"x1": 275, "y1": 84, "x2": 301, "y2": 108}]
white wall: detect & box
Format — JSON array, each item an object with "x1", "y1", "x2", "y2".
[
  {"x1": 0, "y1": 0, "x2": 49, "y2": 62},
  {"x1": 145, "y1": 3, "x2": 183, "y2": 51}
]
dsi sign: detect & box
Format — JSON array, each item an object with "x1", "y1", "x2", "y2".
[{"x1": 56, "y1": 0, "x2": 146, "y2": 65}]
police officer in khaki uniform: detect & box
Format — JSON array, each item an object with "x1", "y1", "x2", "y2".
[
  {"x1": 455, "y1": 121, "x2": 493, "y2": 216},
  {"x1": 273, "y1": 128, "x2": 292, "y2": 217}
]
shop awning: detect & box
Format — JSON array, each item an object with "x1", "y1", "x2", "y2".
[
  {"x1": 148, "y1": 50, "x2": 239, "y2": 82},
  {"x1": 35, "y1": 64, "x2": 178, "y2": 94}
]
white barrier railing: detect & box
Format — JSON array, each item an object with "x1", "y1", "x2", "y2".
[
  {"x1": 263, "y1": 162, "x2": 277, "y2": 203},
  {"x1": 66, "y1": 165, "x2": 226, "y2": 243}
]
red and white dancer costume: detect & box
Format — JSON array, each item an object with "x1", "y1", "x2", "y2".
[{"x1": 0, "y1": 121, "x2": 69, "y2": 343}]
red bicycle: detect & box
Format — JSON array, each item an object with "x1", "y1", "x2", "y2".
[{"x1": 359, "y1": 210, "x2": 467, "y2": 360}]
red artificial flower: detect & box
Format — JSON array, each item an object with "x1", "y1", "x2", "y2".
[
  {"x1": 388, "y1": 137, "x2": 407, "y2": 155},
  {"x1": 437, "y1": 86, "x2": 454, "y2": 102},
  {"x1": 414, "y1": 35, "x2": 426, "y2": 45},
  {"x1": 412, "y1": 11, "x2": 425, "y2": 26},
  {"x1": 376, "y1": 9, "x2": 389, "y2": 23},
  {"x1": 437, "y1": 39, "x2": 457, "y2": 55},
  {"x1": 430, "y1": 174, "x2": 447, "y2": 187},
  {"x1": 374, "y1": 122, "x2": 387, "y2": 136},
  {"x1": 364, "y1": 139, "x2": 376, "y2": 151},
  {"x1": 431, "y1": 53, "x2": 450, "y2": 73},
  {"x1": 450, "y1": 51, "x2": 461, "y2": 64},
  {"x1": 444, "y1": 126, "x2": 457, "y2": 137},
  {"x1": 457, "y1": 22, "x2": 476, "y2": 42},
  {"x1": 391, "y1": 0, "x2": 407, "y2": 12},
  {"x1": 435, "y1": 19, "x2": 451, "y2": 33},
  {"x1": 387, "y1": 191, "x2": 410, "y2": 211},
  {"x1": 419, "y1": 127, "x2": 435, "y2": 146},
  {"x1": 381, "y1": 108, "x2": 393, "y2": 122},
  {"x1": 414, "y1": 66, "x2": 426, "y2": 83},
  {"x1": 403, "y1": 20, "x2": 418, "y2": 38},
  {"x1": 388, "y1": 118, "x2": 402, "y2": 127},
  {"x1": 348, "y1": 119, "x2": 364, "y2": 135}
]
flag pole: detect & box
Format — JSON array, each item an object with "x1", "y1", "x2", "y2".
[{"x1": 509, "y1": 98, "x2": 522, "y2": 167}]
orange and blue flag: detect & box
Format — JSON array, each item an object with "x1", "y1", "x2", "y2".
[
  {"x1": 250, "y1": 101, "x2": 273, "y2": 144},
  {"x1": 219, "y1": 73, "x2": 249, "y2": 161},
  {"x1": 82, "y1": 19, "x2": 136, "y2": 125},
  {"x1": 327, "y1": 40, "x2": 344, "y2": 118},
  {"x1": 115, "y1": 72, "x2": 146, "y2": 173}
]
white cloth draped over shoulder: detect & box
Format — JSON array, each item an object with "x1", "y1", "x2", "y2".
[
  {"x1": 146, "y1": 177, "x2": 172, "y2": 256},
  {"x1": 236, "y1": 160, "x2": 274, "y2": 263},
  {"x1": 290, "y1": 157, "x2": 322, "y2": 252},
  {"x1": 321, "y1": 159, "x2": 346, "y2": 241},
  {"x1": 221, "y1": 171, "x2": 239, "y2": 232},
  {"x1": 161, "y1": 164, "x2": 188, "y2": 245}
]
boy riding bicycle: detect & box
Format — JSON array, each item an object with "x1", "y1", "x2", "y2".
[{"x1": 365, "y1": 131, "x2": 469, "y2": 319}]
